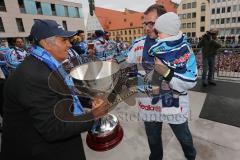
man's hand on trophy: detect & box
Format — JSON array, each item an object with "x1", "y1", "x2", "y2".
[{"x1": 91, "y1": 96, "x2": 110, "y2": 119}]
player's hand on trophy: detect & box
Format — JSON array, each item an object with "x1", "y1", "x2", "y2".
[{"x1": 91, "y1": 96, "x2": 110, "y2": 119}]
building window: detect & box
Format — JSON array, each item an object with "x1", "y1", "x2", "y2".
[
  {"x1": 62, "y1": 20, "x2": 67, "y2": 30},
  {"x1": 192, "y1": 22, "x2": 196, "y2": 28},
  {"x1": 18, "y1": 0, "x2": 26, "y2": 13},
  {"x1": 51, "y1": 4, "x2": 56, "y2": 16},
  {"x1": 16, "y1": 18, "x2": 25, "y2": 32},
  {"x1": 192, "y1": 2, "x2": 196, "y2": 8},
  {"x1": 75, "y1": 7, "x2": 80, "y2": 17},
  {"x1": 124, "y1": 18, "x2": 127, "y2": 22},
  {"x1": 138, "y1": 29, "x2": 141, "y2": 34},
  {"x1": 212, "y1": 9, "x2": 215, "y2": 14},
  {"x1": 201, "y1": 16, "x2": 205, "y2": 22},
  {"x1": 187, "y1": 23, "x2": 191, "y2": 28},
  {"x1": 211, "y1": 19, "x2": 215, "y2": 25},
  {"x1": 182, "y1": 4, "x2": 186, "y2": 10},
  {"x1": 232, "y1": 17, "x2": 236, "y2": 23},
  {"x1": 216, "y1": 19, "x2": 220, "y2": 24},
  {"x1": 0, "y1": 0, "x2": 6, "y2": 12},
  {"x1": 22, "y1": 0, "x2": 37, "y2": 14},
  {"x1": 125, "y1": 30, "x2": 127, "y2": 35},
  {"x1": 129, "y1": 30, "x2": 131, "y2": 35},
  {"x1": 130, "y1": 22, "x2": 133, "y2": 27},
  {"x1": 133, "y1": 29, "x2": 136, "y2": 35},
  {"x1": 182, "y1": 23, "x2": 186, "y2": 29},
  {"x1": 227, "y1": 6, "x2": 231, "y2": 13},
  {"x1": 221, "y1": 18, "x2": 225, "y2": 24},
  {"x1": 217, "y1": 8, "x2": 220, "y2": 14},
  {"x1": 222, "y1": 7, "x2": 225, "y2": 13},
  {"x1": 192, "y1": 12, "x2": 197, "y2": 18},
  {"x1": 233, "y1": 5, "x2": 237, "y2": 12},
  {"x1": 192, "y1": 32, "x2": 196, "y2": 37},
  {"x1": 109, "y1": 21, "x2": 111, "y2": 25},
  {"x1": 200, "y1": 27, "x2": 205, "y2": 32},
  {"x1": 187, "y1": 32, "x2": 191, "y2": 37},
  {"x1": 0, "y1": 17, "x2": 5, "y2": 32},
  {"x1": 187, "y1": 13, "x2": 191, "y2": 18},
  {"x1": 182, "y1": 14, "x2": 186, "y2": 19},
  {"x1": 78, "y1": 8, "x2": 84, "y2": 18},
  {"x1": 113, "y1": 32, "x2": 115, "y2": 36},
  {"x1": 178, "y1": 14, "x2": 182, "y2": 19},
  {"x1": 64, "y1": 6, "x2": 69, "y2": 17},
  {"x1": 68, "y1": 6, "x2": 79, "y2": 18},
  {"x1": 120, "y1": 30, "x2": 123, "y2": 35},
  {"x1": 201, "y1": 4, "x2": 206, "y2": 12},
  {"x1": 41, "y1": 2, "x2": 52, "y2": 16},
  {"x1": 55, "y1": 4, "x2": 65, "y2": 17},
  {"x1": 226, "y1": 18, "x2": 230, "y2": 24},
  {"x1": 187, "y1": 3, "x2": 191, "y2": 9},
  {"x1": 36, "y1": 1, "x2": 42, "y2": 15},
  {"x1": 125, "y1": 37, "x2": 127, "y2": 41}
]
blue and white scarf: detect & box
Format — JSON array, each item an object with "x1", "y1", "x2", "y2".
[{"x1": 31, "y1": 45, "x2": 84, "y2": 116}]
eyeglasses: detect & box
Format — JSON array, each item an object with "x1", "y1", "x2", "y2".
[{"x1": 143, "y1": 21, "x2": 155, "y2": 27}]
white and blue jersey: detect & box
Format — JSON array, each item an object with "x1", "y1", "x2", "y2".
[
  {"x1": 93, "y1": 37, "x2": 108, "y2": 60},
  {"x1": 126, "y1": 34, "x2": 198, "y2": 124},
  {"x1": 149, "y1": 32, "x2": 192, "y2": 74},
  {"x1": 0, "y1": 47, "x2": 21, "y2": 77}
]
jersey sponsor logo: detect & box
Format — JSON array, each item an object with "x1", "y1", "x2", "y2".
[
  {"x1": 173, "y1": 52, "x2": 190, "y2": 65},
  {"x1": 138, "y1": 102, "x2": 161, "y2": 112},
  {"x1": 134, "y1": 46, "x2": 144, "y2": 52}
]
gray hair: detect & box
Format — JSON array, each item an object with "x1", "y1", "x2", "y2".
[{"x1": 44, "y1": 36, "x2": 56, "y2": 45}]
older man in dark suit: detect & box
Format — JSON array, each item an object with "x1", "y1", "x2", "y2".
[{"x1": 1, "y1": 19, "x2": 109, "y2": 160}]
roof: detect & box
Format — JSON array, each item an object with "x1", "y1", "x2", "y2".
[
  {"x1": 95, "y1": 7, "x2": 144, "y2": 31},
  {"x1": 95, "y1": 1, "x2": 177, "y2": 31},
  {"x1": 156, "y1": 0, "x2": 178, "y2": 12}
]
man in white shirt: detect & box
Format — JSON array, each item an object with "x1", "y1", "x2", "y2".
[{"x1": 13, "y1": 37, "x2": 28, "y2": 62}]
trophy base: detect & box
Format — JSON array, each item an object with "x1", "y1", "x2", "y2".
[{"x1": 86, "y1": 122, "x2": 124, "y2": 152}]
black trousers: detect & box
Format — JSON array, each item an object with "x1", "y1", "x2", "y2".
[{"x1": 0, "y1": 78, "x2": 5, "y2": 116}]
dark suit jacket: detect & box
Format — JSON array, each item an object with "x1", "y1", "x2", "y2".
[{"x1": 1, "y1": 55, "x2": 94, "y2": 160}]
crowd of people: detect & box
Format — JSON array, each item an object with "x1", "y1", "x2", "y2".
[{"x1": 195, "y1": 51, "x2": 240, "y2": 73}]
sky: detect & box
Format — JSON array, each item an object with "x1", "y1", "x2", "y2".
[{"x1": 64, "y1": 0, "x2": 182, "y2": 25}]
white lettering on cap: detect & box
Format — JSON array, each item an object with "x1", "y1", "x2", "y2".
[{"x1": 58, "y1": 25, "x2": 65, "y2": 30}]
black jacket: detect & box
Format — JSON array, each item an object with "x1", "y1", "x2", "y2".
[
  {"x1": 1, "y1": 55, "x2": 94, "y2": 160},
  {"x1": 197, "y1": 34, "x2": 221, "y2": 57}
]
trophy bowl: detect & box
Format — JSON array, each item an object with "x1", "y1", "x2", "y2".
[
  {"x1": 70, "y1": 61, "x2": 120, "y2": 97},
  {"x1": 70, "y1": 61, "x2": 124, "y2": 151}
]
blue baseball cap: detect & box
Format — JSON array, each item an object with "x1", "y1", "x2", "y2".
[
  {"x1": 95, "y1": 30, "x2": 104, "y2": 38},
  {"x1": 30, "y1": 19, "x2": 77, "y2": 41}
]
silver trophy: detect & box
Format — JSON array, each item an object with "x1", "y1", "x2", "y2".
[{"x1": 70, "y1": 61, "x2": 124, "y2": 151}]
